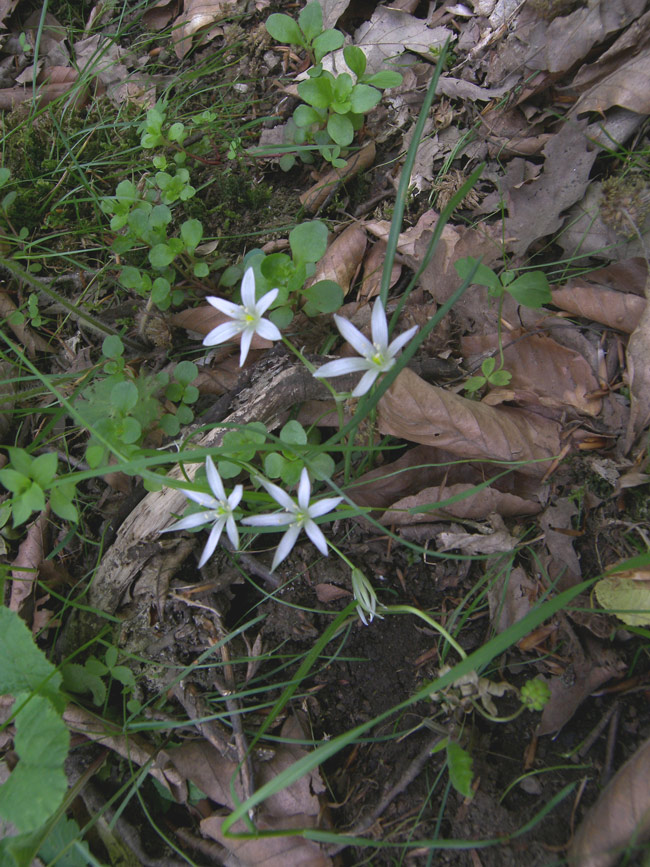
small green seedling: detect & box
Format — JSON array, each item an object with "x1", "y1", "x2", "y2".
[
  {"x1": 264, "y1": 420, "x2": 335, "y2": 487},
  {"x1": 454, "y1": 257, "x2": 552, "y2": 308},
  {"x1": 464, "y1": 356, "x2": 512, "y2": 394},
  {"x1": 266, "y1": 0, "x2": 344, "y2": 66},
  {"x1": 0, "y1": 447, "x2": 78, "y2": 527},
  {"x1": 431, "y1": 738, "x2": 474, "y2": 799},
  {"x1": 215, "y1": 422, "x2": 269, "y2": 479},
  {"x1": 62, "y1": 644, "x2": 136, "y2": 708}
]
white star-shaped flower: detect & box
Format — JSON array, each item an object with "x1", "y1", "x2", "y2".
[
  {"x1": 161, "y1": 456, "x2": 243, "y2": 568},
  {"x1": 203, "y1": 267, "x2": 282, "y2": 366},
  {"x1": 243, "y1": 468, "x2": 342, "y2": 571},
  {"x1": 314, "y1": 297, "x2": 418, "y2": 397}
]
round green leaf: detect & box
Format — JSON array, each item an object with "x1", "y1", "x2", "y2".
[
  {"x1": 343, "y1": 45, "x2": 366, "y2": 78},
  {"x1": 349, "y1": 83, "x2": 382, "y2": 113},
  {"x1": 30, "y1": 452, "x2": 58, "y2": 487},
  {"x1": 298, "y1": 0, "x2": 323, "y2": 42},
  {"x1": 327, "y1": 113, "x2": 354, "y2": 146},
  {"x1": 149, "y1": 243, "x2": 176, "y2": 268},
  {"x1": 364, "y1": 70, "x2": 403, "y2": 88},
  {"x1": 181, "y1": 218, "x2": 203, "y2": 250},
  {"x1": 264, "y1": 452, "x2": 286, "y2": 479},
  {"x1": 266, "y1": 13, "x2": 304, "y2": 46},
  {"x1": 174, "y1": 360, "x2": 198, "y2": 386},
  {"x1": 302, "y1": 279, "x2": 344, "y2": 315},
  {"x1": 194, "y1": 261, "x2": 209, "y2": 278},
  {"x1": 310, "y1": 452, "x2": 335, "y2": 480},
  {"x1": 280, "y1": 420, "x2": 307, "y2": 446},
  {"x1": 120, "y1": 417, "x2": 142, "y2": 444},
  {"x1": 312, "y1": 28, "x2": 344, "y2": 63},
  {"x1": 289, "y1": 221, "x2": 328, "y2": 264},
  {"x1": 505, "y1": 272, "x2": 552, "y2": 308},
  {"x1": 298, "y1": 76, "x2": 333, "y2": 109},
  {"x1": 111, "y1": 381, "x2": 138, "y2": 413},
  {"x1": 102, "y1": 335, "x2": 124, "y2": 359},
  {"x1": 293, "y1": 104, "x2": 322, "y2": 128},
  {"x1": 595, "y1": 576, "x2": 650, "y2": 626}
]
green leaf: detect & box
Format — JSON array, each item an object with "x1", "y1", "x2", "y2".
[
  {"x1": 110, "y1": 381, "x2": 138, "y2": 413},
  {"x1": 505, "y1": 271, "x2": 552, "y2": 308},
  {"x1": 19, "y1": 483, "x2": 46, "y2": 522},
  {"x1": 280, "y1": 459, "x2": 303, "y2": 487},
  {"x1": 181, "y1": 218, "x2": 203, "y2": 250},
  {"x1": 310, "y1": 452, "x2": 335, "y2": 480},
  {"x1": 261, "y1": 252, "x2": 294, "y2": 286},
  {"x1": 159, "y1": 414, "x2": 180, "y2": 436},
  {"x1": 269, "y1": 305, "x2": 294, "y2": 329},
  {"x1": 102, "y1": 335, "x2": 124, "y2": 359},
  {"x1": 343, "y1": 45, "x2": 366, "y2": 78},
  {"x1": 299, "y1": 0, "x2": 323, "y2": 42},
  {"x1": 480, "y1": 357, "x2": 496, "y2": 377},
  {"x1": 176, "y1": 404, "x2": 193, "y2": 425},
  {"x1": 149, "y1": 243, "x2": 176, "y2": 268},
  {"x1": 595, "y1": 576, "x2": 650, "y2": 626},
  {"x1": 349, "y1": 83, "x2": 381, "y2": 113},
  {"x1": 50, "y1": 487, "x2": 78, "y2": 523},
  {"x1": 302, "y1": 280, "x2": 344, "y2": 315},
  {"x1": 0, "y1": 167, "x2": 11, "y2": 186},
  {"x1": 289, "y1": 221, "x2": 328, "y2": 264},
  {"x1": 280, "y1": 420, "x2": 307, "y2": 446},
  {"x1": 312, "y1": 29, "x2": 344, "y2": 63},
  {"x1": 363, "y1": 70, "x2": 402, "y2": 88},
  {"x1": 182, "y1": 385, "x2": 199, "y2": 404},
  {"x1": 464, "y1": 375, "x2": 486, "y2": 393},
  {"x1": 119, "y1": 265, "x2": 145, "y2": 291},
  {"x1": 0, "y1": 696, "x2": 70, "y2": 831},
  {"x1": 327, "y1": 113, "x2": 354, "y2": 146},
  {"x1": 194, "y1": 261, "x2": 209, "y2": 278},
  {"x1": 266, "y1": 13, "x2": 304, "y2": 46},
  {"x1": 38, "y1": 816, "x2": 92, "y2": 867},
  {"x1": 446, "y1": 741, "x2": 473, "y2": 799},
  {"x1": 454, "y1": 257, "x2": 502, "y2": 293},
  {"x1": 264, "y1": 452, "x2": 286, "y2": 479},
  {"x1": 120, "y1": 417, "x2": 142, "y2": 444},
  {"x1": 30, "y1": 453, "x2": 57, "y2": 487},
  {"x1": 488, "y1": 369, "x2": 512, "y2": 387},
  {"x1": 0, "y1": 608, "x2": 63, "y2": 707},
  {"x1": 0, "y1": 468, "x2": 29, "y2": 495},
  {"x1": 6, "y1": 448, "x2": 32, "y2": 478},
  {"x1": 61, "y1": 662, "x2": 106, "y2": 706},
  {"x1": 111, "y1": 665, "x2": 136, "y2": 691},
  {"x1": 174, "y1": 361, "x2": 198, "y2": 386},
  {"x1": 293, "y1": 104, "x2": 322, "y2": 128},
  {"x1": 298, "y1": 76, "x2": 333, "y2": 109},
  {"x1": 104, "y1": 645, "x2": 118, "y2": 669}
]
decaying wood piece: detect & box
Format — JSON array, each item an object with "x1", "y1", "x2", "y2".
[{"x1": 89, "y1": 355, "x2": 335, "y2": 615}]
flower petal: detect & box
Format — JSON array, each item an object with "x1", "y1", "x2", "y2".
[
  {"x1": 206, "y1": 296, "x2": 241, "y2": 318},
  {"x1": 225, "y1": 515, "x2": 239, "y2": 549},
  {"x1": 240, "y1": 267, "x2": 256, "y2": 307},
  {"x1": 370, "y1": 298, "x2": 388, "y2": 349},
  {"x1": 243, "y1": 512, "x2": 293, "y2": 527},
  {"x1": 256, "y1": 288, "x2": 279, "y2": 316},
  {"x1": 314, "y1": 357, "x2": 371, "y2": 378},
  {"x1": 198, "y1": 518, "x2": 225, "y2": 567},
  {"x1": 334, "y1": 315, "x2": 374, "y2": 358},
  {"x1": 387, "y1": 324, "x2": 418, "y2": 357},
  {"x1": 255, "y1": 318, "x2": 282, "y2": 342},
  {"x1": 272, "y1": 524, "x2": 301, "y2": 570},
  {"x1": 239, "y1": 328, "x2": 254, "y2": 366},
  {"x1": 297, "y1": 468, "x2": 311, "y2": 510},
  {"x1": 304, "y1": 519, "x2": 328, "y2": 556},
  {"x1": 182, "y1": 489, "x2": 219, "y2": 508},
  {"x1": 206, "y1": 456, "x2": 226, "y2": 501},
  {"x1": 308, "y1": 496, "x2": 343, "y2": 518},
  {"x1": 351, "y1": 369, "x2": 380, "y2": 397},
  {"x1": 256, "y1": 476, "x2": 296, "y2": 511},
  {"x1": 228, "y1": 484, "x2": 244, "y2": 510},
  {"x1": 162, "y1": 511, "x2": 213, "y2": 532},
  {"x1": 203, "y1": 320, "x2": 243, "y2": 347}
]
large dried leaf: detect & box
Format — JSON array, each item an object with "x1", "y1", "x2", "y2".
[
  {"x1": 551, "y1": 281, "x2": 646, "y2": 333},
  {"x1": 202, "y1": 813, "x2": 332, "y2": 866},
  {"x1": 572, "y1": 7, "x2": 650, "y2": 91},
  {"x1": 358, "y1": 240, "x2": 401, "y2": 302},
  {"x1": 574, "y1": 46, "x2": 650, "y2": 116},
  {"x1": 488, "y1": 565, "x2": 538, "y2": 634},
  {"x1": 10, "y1": 507, "x2": 49, "y2": 615},
  {"x1": 538, "y1": 499, "x2": 582, "y2": 589},
  {"x1": 0, "y1": 0, "x2": 18, "y2": 28},
  {"x1": 461, "y1": 330, "x2": 602, "y2": 416},
  {"x1": 570, "y1": 736, "x2": 650, "y2": 867},
  {"x1": 377, "y1": 369, "x2": 562, "y2": 476},
  {"x1": 310, "y1": 223, "x2": 366, "y2": 294},
  {"x1": 382, "y1": 483, "x2": 541, "y2": 525},
  {"x1": 300, "y1": 142, "x2": 375, "y2": 213},
  {"x1": 505, "y1": 119, "x2": 598, "y2": 256}
]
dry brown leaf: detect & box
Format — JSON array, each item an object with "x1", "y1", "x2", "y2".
[
  {"x1": 488, "y1": 565, "x2": 538, "y2": 634},
  {"x1": 309, "y1": 223, "x2": 366, "y2": 294},
  {"x1": 300, "y1": 141, "x2": 375, "y2": 213},
  {"x1": 377, "y1": 369, "x2": 562, "y2": 476},
  {"x1": 589, "y1": 257, "x2": 648, "y2": 295},
  {"x1": 382, "y1": 483, "x2": 541, "y2": 525},
  {"x1": 505, "y1": 119, "x2": 599, "y2": 256},
  {"x1": 315, "y1": 583, "x2": 351, "y2": 602},
  {"x1": 570, "y1": 736, "x2": 650, "y2": 867},
  {"x1": 0, "y1": 0, "x2": 18, "y2": 28},
  {"x1": 143, "y1": 0, "x2": 180, "y2": 30},
  {"x1": 172, "y1": 0, "x2": 236, "y2": 59},
  {"x1": 201, "y1": 813, "x2": 332, "y2": 866},
  {"x1": 436, "y1": 513, "x2": 519, "y2": 555},
  {"x1": 623, "y1": 272, "x2": 650, "y2": 452},
  {"x1": 551, "y1": 281, "x2": 646, "y2": 333},
  {"x1": 574, "y1": 46, "x2": 650, "y2": 116},
  {"x1": 462, "y1": 330, "x2": 602, "y2": 416},
  {"x1": 572, "y1": 7, "x2": 650, "y2": 92},
  {"x1": 538, "y1": 499, "x2": 582, "y2": 589},
  {"x1": 10, "y1": 507, "x2": 49, "y2": 615},
  {"x1": 358, "y1": 239, "x2": 401, "y2": 302}
]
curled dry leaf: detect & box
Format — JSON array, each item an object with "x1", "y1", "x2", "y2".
[
  {"x1": 551, "y1": 281, "x2": 646, "y2": 333},
  {"x1": 300, "y1": 141, "x2": 375, "y2": 213},
  {"x1": 309, "y1": 223, "x2": 366, "y2": 294},
  {"x1": 377, "y1": 368, "x2": 562, "y2": 476},
  {"x1": 358, "y1": 239, "x2": 401, "y2": 302},
  {"x1": 10, "y1": 506, "x2": 49, "y2": 615},
  {"x1": 487, "y1": 565, "x2": 537, "y2": 634},
  {"x1": 381, "y1": 483, "x2": 541, "y2": 525},
  {"x1": 573, "y1": 46, "x2": 650, "y2": 116},
  {"x1": 570, "y1": 736, "x2": 650, "y2": 867},
  {"x1": 172, "y1": 0, "x2": 235, "y2": 59}
]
